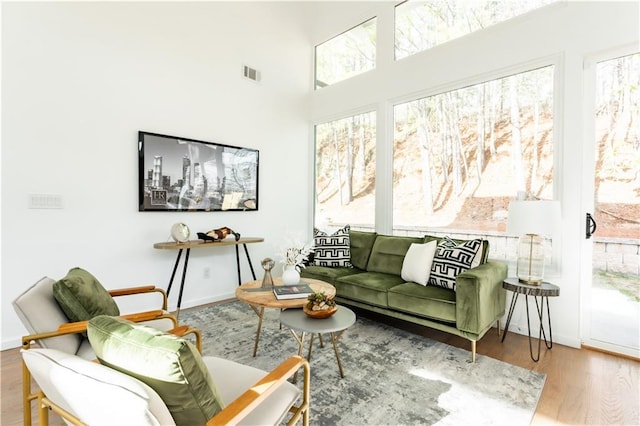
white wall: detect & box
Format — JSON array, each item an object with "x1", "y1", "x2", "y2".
[
  {"x1": 2, "y1": 1, "x2": 638, "y2": 352},
  {"x1": 1, "y1": 2, "x2": 313, "y2": 349},
  {"x1": 309, "y1": 1, "x2": 639, "y2": 349}
]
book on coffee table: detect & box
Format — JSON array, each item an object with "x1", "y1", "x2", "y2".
[{"x1": 273, "y1": 283, "x2": 314, "y2": 300}]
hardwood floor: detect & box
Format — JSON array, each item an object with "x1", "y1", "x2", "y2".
[{"x1": 2, "y1": 305, "x2": 638, "y2": 425}]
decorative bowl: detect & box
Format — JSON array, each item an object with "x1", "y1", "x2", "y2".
[{"x1": 303, "y1": 304, "x2": 338, "y2": 319}]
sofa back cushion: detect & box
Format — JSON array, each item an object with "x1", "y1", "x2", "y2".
[
  {"x1": 349, "y1": 230, "x2": 378, "y2": 270},
  {"x1": 366, "y1": 235, "x2": 424, "y2": 275}
]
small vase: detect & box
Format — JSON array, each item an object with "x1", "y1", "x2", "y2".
[{"x1": 282, "y1": 264, "x2": 301, "y2": 285}]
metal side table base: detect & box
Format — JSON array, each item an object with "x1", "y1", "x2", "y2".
[{"x1": 501, "y1": 278, "x2": 560, "y2": 362}]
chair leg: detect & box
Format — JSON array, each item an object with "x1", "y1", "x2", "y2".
[
  {"x1": 302, "y1": 360, "x2": 310, "y2": 426},
  {"x1": 38, "y1": 392, "x2": 48, "y2": 426},
  {"x1": 22, "y1": 358, "x2": 33, "y2": 426},
  {"x1": 471, "y1": 340, "x2": 477, "y2": 363}
]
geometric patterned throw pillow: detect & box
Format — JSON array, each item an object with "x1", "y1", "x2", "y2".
[
  {"x1": 313, "y1": 225, "x2": 352, "y2": 267},
  {"x1": 428, "y1": 237, "x2": 483, "y2": 290}
]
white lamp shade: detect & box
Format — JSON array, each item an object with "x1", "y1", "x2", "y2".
[
  {"x1": 507, "y1": 200, "x2": 561, "y2": 237},
  {"x1": 507, "y1": 200, "x2": 561, "y2": 284}
]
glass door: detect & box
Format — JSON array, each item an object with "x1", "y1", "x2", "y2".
[{"x1": 583, "y1": 51, "x2": 640, "y2": 358}]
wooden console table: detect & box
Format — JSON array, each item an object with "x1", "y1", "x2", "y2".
[{"x1": 154, "y1": 237, "x2": 264, "y2": 315}]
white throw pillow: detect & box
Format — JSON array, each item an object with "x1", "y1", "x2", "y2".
[{"x1": 401, "y1": 241, "x2": 438, "y2": 286}]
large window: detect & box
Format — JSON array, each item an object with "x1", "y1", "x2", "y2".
[
  {"x1": 393, "y1": 66, "x2": 555, "y2": 231},
  {"x1": 594, "y1": 53, "x2": 640, "y2": 239},
  {"x1": 314, "y1": 112, "x2": 376, "y2": 229},
  {"x1": 395, "y1": 0, "x2": 557, "y2": 60},
  {"x1": 315, "y1": 18, "x2": 377, "y2": 89}
]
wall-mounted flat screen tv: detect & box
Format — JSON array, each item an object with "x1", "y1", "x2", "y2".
[{"x1": 138, "y1": 131, "x2": 259, "y2": 212}]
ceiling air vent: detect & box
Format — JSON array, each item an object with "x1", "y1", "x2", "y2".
[{"x1": 243, "y1": 65, "x2": 260, "y2": 82}]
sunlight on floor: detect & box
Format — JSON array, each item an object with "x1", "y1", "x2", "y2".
[{"x1": 409, "y1": 368, "x2": 534, "y2": 425}]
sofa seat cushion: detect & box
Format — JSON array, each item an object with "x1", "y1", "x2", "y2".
[
  {"x1": 336, "y1": 272, "x2": 405, "y2": 308},
  {"x1": 388, "y1": 282, "x2": 457, "y2": 323},
  {"x1": 204, "y1": 357, "x2": 301, "y2": 426},
  {"x1": 301, "y1": 266, "x2": 364, "y2": 285}
]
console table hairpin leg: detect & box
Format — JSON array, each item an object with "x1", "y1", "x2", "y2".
[
  {"x1": 156, "y1": 238, "x2": 263, "y2": 318},
  {"x1": 236, "y1": 244, "x2": 257, "y2": 286},
  {"x1": 165, "y1": 248, "x2": 190, "y2": 320}
]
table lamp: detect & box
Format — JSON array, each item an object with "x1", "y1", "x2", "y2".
[{"x1": 507, "y1": 200, "x2": 561, "y2": 285}]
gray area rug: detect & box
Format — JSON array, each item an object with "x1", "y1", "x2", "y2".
[{"x1": 180, "y1": 301, "x2": 545, "y2": 425}]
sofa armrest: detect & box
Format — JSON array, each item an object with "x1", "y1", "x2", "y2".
[{"x1": 455, "y1": 261, "x2": 508, "y2": 335}]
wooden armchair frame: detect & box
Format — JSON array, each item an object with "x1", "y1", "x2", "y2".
[
  {"x1": 20, "y1": 310, "x2": 203, "y2": 426},
  {"x1": 108, "y1": 284, "x2": 169, "y2": 311}
]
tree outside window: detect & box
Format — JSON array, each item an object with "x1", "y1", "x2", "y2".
[
  {"x1": 315, "y1": 112, "x2": 376, "y2": 229},
  {"x1": 315, "y1": 18, "x2": 377, "y2": 89},
  {"x1": 393, "y1": 66, "x2": 555, "y2": 232}
]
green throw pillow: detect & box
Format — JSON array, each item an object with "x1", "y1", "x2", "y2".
[
  {"x1": 53, "y1": 267, "x2": 120, "y2": 322},
  {"x1": 87, "y1": 315, "x2": 224, "y2": 426}
]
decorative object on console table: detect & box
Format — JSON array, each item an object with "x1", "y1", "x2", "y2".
[
  {"x1": 260, "y1": 258, "x2": 275, "y2": 288},
  {"x1": 197, "y1": 226, "x2": 240, "y2": 242},
  {"x1": 170, "y1": 222, "x2": 190, "y2": 243},
  {"x1": 507, "y1": 199, "x2": 561, "y2": 285},
  {"x1": 273, "y1": 283, "x2": 314, "y2": 300}
]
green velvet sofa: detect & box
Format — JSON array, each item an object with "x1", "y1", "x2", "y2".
[{"x1": 301, "y1": 230, "x2": 507, "y2": 361}]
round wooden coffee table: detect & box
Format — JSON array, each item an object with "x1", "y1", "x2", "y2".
[{"x1": 236, "y1": 277, "x2": 335, "y2": 356}]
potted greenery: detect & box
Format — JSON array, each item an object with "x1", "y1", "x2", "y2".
[{"x1": 304, "y1": 292, "x2": 338, "y2": 319}]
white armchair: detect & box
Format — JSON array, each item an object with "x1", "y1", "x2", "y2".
[
  {"x1": 13, "y1": 274, "x2": 200, "y2": 425},
  {"x1": 21, "y1": 336, "x2": 310, "y2": 425}
]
